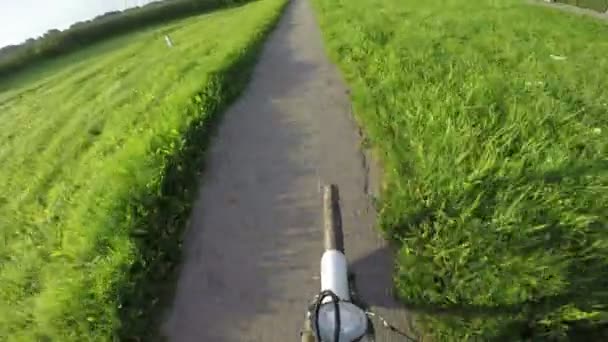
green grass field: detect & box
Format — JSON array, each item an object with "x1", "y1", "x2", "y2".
[
  {"x1": 312, "y1": 0, "x2": 608, "y2": 340},
  {"x1": 0, "y1": 0, "x2": 286, "y2": 340}
]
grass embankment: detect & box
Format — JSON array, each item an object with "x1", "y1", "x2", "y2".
[
  {"x1": 0, "y1": 0, "x2": 286, "y2": 340},
  {"x1": 312, "y1": 0, "x2": 608, "y2": 340},
  {"x1": 0, "y1": 0, "x2": 250, "y2": 78}
]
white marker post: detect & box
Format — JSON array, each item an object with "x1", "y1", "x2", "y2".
[{"x1": 164, "y1": 35, "x2": 174, "y2": 48}]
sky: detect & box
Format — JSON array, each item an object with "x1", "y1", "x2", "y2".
[{"x1": 0, "y1": 0, "x2": 154, "y2": 47}]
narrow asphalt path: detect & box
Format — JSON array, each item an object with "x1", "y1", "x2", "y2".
[
  {"x1": 529, "y1": 0, "x2": 608, "y2": 19},
  {"x1": 163, "y1": 0, "x2": 412, "y2": 340}
]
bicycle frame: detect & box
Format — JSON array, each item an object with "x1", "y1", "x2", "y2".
[
  {"x1": 321, "y1": 184, "x2": 350, "y2": 302},
  {"x1": 301, "y1": 185, "x2": 370, "y2": 342}
]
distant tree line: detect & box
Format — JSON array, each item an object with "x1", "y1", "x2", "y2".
[{"x1": 0, "y1": 0, "x2": 246, "y2": 78}]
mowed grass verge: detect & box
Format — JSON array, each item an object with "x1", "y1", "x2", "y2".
[
  {"x1": 0, "y1": 0, "x2": 286, "y2": 340},
  {"x1": 312, "y1": 0, "x2": 608, "y2": 340}
]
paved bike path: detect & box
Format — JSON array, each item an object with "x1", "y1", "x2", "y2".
[{"x1": 163, "y1": 0, "x2": 412, "y2": 340}]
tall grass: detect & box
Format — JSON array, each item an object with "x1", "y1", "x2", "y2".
[
  {"x1": 312, "y1": 0, "x2": 608, "y2": 339},
  {"x1": 0, "y1": 0, "x2": 286, "y2": 340}
]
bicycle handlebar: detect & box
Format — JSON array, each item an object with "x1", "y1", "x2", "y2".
[{"x1": 301, "y1": 314, "x2": 315, "y2": 342}]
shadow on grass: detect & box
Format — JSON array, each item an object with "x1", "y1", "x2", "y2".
[
  {"x1": 530, "y1": 159, "x2": 608, "y2": 184},
  {"x1": 398, "y1": 269, "x2": 608, "y2": 340},
  {"x1": 390, "y1": 158, "x2": 608, "y2": 340},
  {"x1": 113, "y1": 4, "x2": 286, "y2": 340},
  {"x1": 349, "y1": 245, "x2": 422, "y2": 340}
]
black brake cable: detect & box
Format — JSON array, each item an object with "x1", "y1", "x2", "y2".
[
  {"x1": 365, "y1": 310, "x2": 419, "y2": 342},
  {"x1": 313, "y1": 290, "x2": 341, "y2": 342}
]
